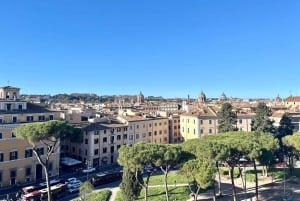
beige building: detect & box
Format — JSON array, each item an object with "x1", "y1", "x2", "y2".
[
  {"x1": 180, "y1": 107, "x2": 218, "y2": 140},
  {"x1": 0, "y1": 86, "x2": 60, "y2": 187},
  {"x1": 284, "y1": 96, "x2": 300, "y2": 111},
  {"x1": 236, "y1": 113, "x2": 253, "y2": 132},
  {"x1": 168, "y1": 114, "x2": 182, "y2": 143},
  {"x1": 61, "y1": 113, "x2": 170, "y2": 168}
]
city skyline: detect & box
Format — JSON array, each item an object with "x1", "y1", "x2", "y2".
[{"x1": 1, "y1": 1, "x2": 300, "y2": 99}]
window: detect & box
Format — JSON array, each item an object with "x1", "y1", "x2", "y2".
[
  {"x1": 149, "y1": 123, "x2": 152, "y2": 127},
  {"x1": 111, "y1": 136, "x2": 114, "y2": 143},
  {"x1": 26, "y1": 116, "x2": 34, "y2": 122},
  {"x1": 95, "y1": 130, "x2": 99, "y2": 135},
  {"x1": 72, "y1": 147, "x2": 75, "y2": 153},
  {"x1": 49, "y1": 162, "x2": 53, "y2": 171},
  {"x1": 94, "y1": 149, "x2": 99, "y2": 155},
  {"x1": 154, "y1": 123, "x2": 157, "y2": 126},
  {"x1": 194, "y1": 129, "x2": 196, "y2": 135},
  {"x1": 10, "y1": 150, "x2": 18, "y2": 160},
  {"x1": 110, "y1": 146, "x2": 114, "y2": 153},
  {"x1": 103, "y1": 147, "x2": 107, "y2": 153},
  {"x1": 148, "y1": 132, "x2": 152, "y2": 136},
  {"x1": 11, "y1": 132, "x2": 16, "y2": 138},
  {"x1": 12, "y1": 116, "x2": 17, "y2": 123},
  {"x1": 194, "y1": 120, "x2": 195, "y2": 124},
  {"x1": 25, "y1": 167, "x2": 31, "y2": 176},
  {"x1": 104, "y1": 130, "x2": 107, "y2": 134},
  {"x1": 124, "y1": 134, "x2": 128, "y2": 140},
  {"x1": 117, "y1": 135, "x2": 121, "y2": 140},
  {"x1": 123, "y1": 127, "x2": 128, "y2": 131},
  {"x1": 239, "y1": 119, "x2": 243, "y2": 124},
  {"x1": 38, "y1": 116, "x2": 45, "y2": 121},
  {"x1": 209, "y1": 129, "x2": 212, "y2": 134},
  {"x1": 154, "y1": 131, "x2": 157, "y2": 136},
  {"x1": 0, "y1": 152, "x2": 3, "y2": 162},
  {"x1": 37, "y1": 147, "x2": 44, "y2": 155},
  {"x1": 136, "y1": 134, "x2": 139, "y2": 139},
  {"x1": 159, "y1": 130, "x2": 162, "y2": 135},
  {"x1": 0, "y1": 132, "x2": 2, "y2": 139},
  {"x1": 200, "y1": 129, "x2": 203, "y2": 134},
  {"x1": 159, "y1": 122, "x2": 162, "y2": 126},
  {"x1": 10, "y1": 170, "x2": 16, "y2": 185},
  {"x1": 25, "y1": 149, "x2": 33, "y2": 158},
  {"x1": 103, "y1": 137, "x2": 107, "y2": 143},
  {"x1": 129, "y1": 135, "x2": 133, "y2": 140},
  {"x1": 142, "y1": 133, "x2": 146, "y2": 138},
  {"x1": 0, "y1": 118, "x2": 2, "y2": 124},
  {"x1": 200, "y1": 120, "x2": 203, "y2": 124},
  {"x1": 174, "y1": 126, "x2": 177, "y2": 130},
  {"x1": 164, "y1": 137, "x2": 168, "y2": 142},
  {"x1": 117, "y1": 145, "x2": 121, "y2": 150},
  {"x1": 209, "y1": 120, "x2": 212, "y2": 124},
  {"x1": 136, "y1": 125, "x2": 139, "y2": 129},
  {"x1": 187, "y1": 128, "x2": 189, "y2": 134},
  {"x1": 94, "y1": 138, "x2": 99, "y2": 144},
  {"x1": 49, "y1": 115, "x2": 54, "y2": 120},
  {"x1": 85, "y1": 139, "x2": 88, "y2": 144}
]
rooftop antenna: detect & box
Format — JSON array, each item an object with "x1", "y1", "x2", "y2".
[{"x1": 7, "y1": 80, "x2": 10, "y2": 86}]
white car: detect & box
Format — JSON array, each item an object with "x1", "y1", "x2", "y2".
[
  {"x1": 67, "y1": 180, "x2": 81, "y2": 188},
  {"x1": 65, "y1": 177, "x2": 77, "y2": 184},
  {"x1": 67, "y1": 184, "x2": 80, "y2": 193},
  {"x1": 82, "y1": 167, "x2": 96, "y2": 173}
]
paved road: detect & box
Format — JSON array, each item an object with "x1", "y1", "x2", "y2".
[{"x1": 0, "y1": 164, "x2": 121, "y2": 201}]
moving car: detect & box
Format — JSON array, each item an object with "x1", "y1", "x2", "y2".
[{"x1": 82, "y1": 167, "x2": 96, "y2": 173}]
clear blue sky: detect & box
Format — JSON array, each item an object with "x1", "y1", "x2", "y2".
[{"x1": 1, "y1": 1, "x2": 300, "y2": 99}]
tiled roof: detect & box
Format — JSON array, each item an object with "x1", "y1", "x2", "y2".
[
  {"x1": 0, "y1": 102, "x2": 53, "y2": 114},
  {"x1": 284, "y1": 96, "x2": 300, "y2": 102},
  {"x1": 82, "y1": 120, "x2": 127, "y2": 131}
]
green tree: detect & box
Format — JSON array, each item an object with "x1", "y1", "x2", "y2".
[
  {"x1": 283, "y1": 132, "x2": 300, "y2": 150},
  {"x1": 120, "y1": 167, "x2": 143, "y2": 201},
  {"x1": 14, "y1": 120, "x2": 77, "y2": 201},
  {"x1": 118, "y1": 142, "x2": 153, "y2": 201},
  {"x1": 80, "y1": 181, "x2": 94, "y2": 201},
  {"x1": 180, "y1": 159, "x2": 216, "y2": 201},
  {"x1": 217, "y1": 102, "x2": 238, "y2": 132},
  {"x1": 153, "y1": 144, "x2": 182, "y2": 201},
  {"x1": 251, "y1": 102, "x2": 275, "y2": 134}
]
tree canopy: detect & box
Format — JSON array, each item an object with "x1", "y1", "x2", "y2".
[
  {"x1": 217, "y1": 102, "x2": 238, "y2": 133},
  {"x1": 251, "y1": 102, "x2": 275, "y2": 134},
  {"x1": 14, "y1": 120, "x2": 80, "y2": 201}
]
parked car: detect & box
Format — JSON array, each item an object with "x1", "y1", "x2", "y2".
[
  {"x1": 67, "y1": 180, "x2": 81, "y2": 188},
  {"x1": 68, "y1": 185, "x2": 80, "y2": 193},
  {"x1": 65, "y1": 177, "x2": 78, "y2": 184},
  {"x1": 82, "y1": 167, "x2": 96, "y2": 173}
]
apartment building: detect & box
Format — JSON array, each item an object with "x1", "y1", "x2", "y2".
[
  {"x1": 168, "y1": 114, "x2": 182, "y2": 143},
  {"x1": 236, "y1": 113, "x2": 253, "y2": 132},
  {"x1": 180, "y1": 107, "x2": 218, "y2": 140},
  {"x1": 61, "y1": 112, "x2": 170, "y2": 168},
  {"x1": 284, "y1": 96, "x2": 300, "y2": 111},
  {"x1": 0, "y1": 86, "x2": 60, "y2": 187}
]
